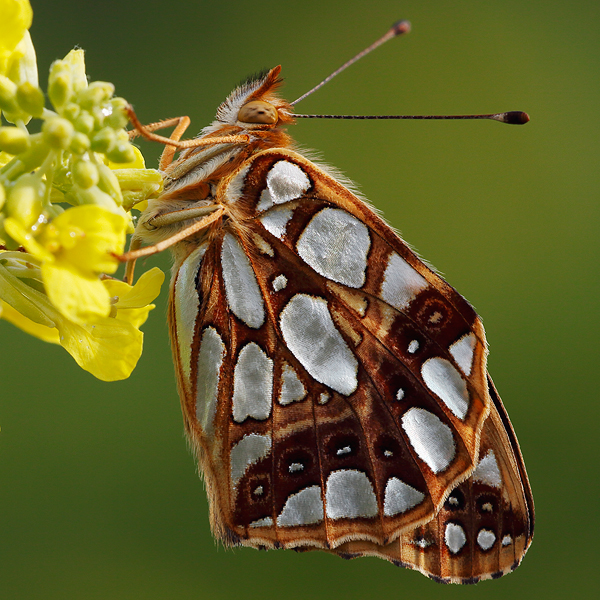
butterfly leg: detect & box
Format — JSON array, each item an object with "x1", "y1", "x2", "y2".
[
  {"x1": 120, "y1": 205, "x2": 224, "y2": 283},
  {"x1": 126, "y1": 104, "x2": 250, "y2": 166}
]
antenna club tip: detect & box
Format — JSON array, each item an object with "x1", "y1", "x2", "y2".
[
  {"x1": 391, "y1": 20, "x2": 411, "y2": 36},
  {"x1": 503, "y1": 111, "x2": 530, "y2": 125}
]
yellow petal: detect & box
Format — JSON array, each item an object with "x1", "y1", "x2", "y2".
[
  {"x1": 49, "y1": 204, "x2": 127, "y2": 275},
  {"x1": 3, "y1": 217, "x2": 54, "y2": 262},
  {"x1": 0, "y1": 0, "x2": 33, "y2": 60},
  {"x1": 42, "y1": 261, "x2": 111, "y2": 325},
  {"x1": 57, "y1": 314, "x2": 143, "y2": 381},
  {"x1": 63, "y1": 48, "x2": 87, "y2": 93},
  {"x1": 103, "y1": 267, "x2": 164, "y2": 309},
  {"x1": 0, "y1": 299, "x2": 60, "y2": 343},
  {"x1": 5, "y1": 30, "x2": 38, "y2": 88}
]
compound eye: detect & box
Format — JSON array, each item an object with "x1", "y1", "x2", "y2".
[{"x1": 238, "y1": 100, "x2": 278, "y2": 124}]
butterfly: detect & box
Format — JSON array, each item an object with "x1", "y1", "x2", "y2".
[{"x1": 124, "y1": 23, "x2": 534, "y2": 584}]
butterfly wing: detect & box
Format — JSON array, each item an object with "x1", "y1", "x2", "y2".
[{"x1": 168, "y1": 148, "x2": 532, "y2": 578}]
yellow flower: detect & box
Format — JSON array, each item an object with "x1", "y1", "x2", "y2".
[
  {"x1": 5, "y1": 204, "x2": 128, "y2": 326},
  {"x1": 0, "y1": 254, "x2": 164, "y2": 380}
]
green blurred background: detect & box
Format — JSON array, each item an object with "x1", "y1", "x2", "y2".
[{"x1": 1, "y1": 0, "x2": 598, "y2": 598}]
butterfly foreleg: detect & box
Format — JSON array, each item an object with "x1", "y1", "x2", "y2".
[
  {"x1": 126, "y1": 108, "x2": 192, "y2": 170},
  {"x1": 126, "y1": 104, "x2": 251, "y2": 169},
  {"x1": 120, "y1": 205, "x2": 224, "y2": 283}
]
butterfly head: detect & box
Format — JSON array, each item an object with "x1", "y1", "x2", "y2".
[{"x1": 207, "y1": 66, "x2": 294, "y2": 134}]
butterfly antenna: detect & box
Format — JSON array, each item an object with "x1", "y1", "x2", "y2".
[
  {"x1": 290, "y1": 19, "x2": 529, "y2": 125},
  {"x1": 293, "y1": 111, "x2": 530, "y2": 124},
  {"x1": 291, "y1": 20, "x2": 411, "y2": 106}
]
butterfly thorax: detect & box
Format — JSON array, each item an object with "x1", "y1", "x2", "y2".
[{"x1": 133, "y1": 66, "x2": 296, "y2": 259}]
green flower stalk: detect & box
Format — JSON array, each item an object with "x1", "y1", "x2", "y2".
[{"x1": 0, "y1": 0, "x2": 165, "y2": 380}]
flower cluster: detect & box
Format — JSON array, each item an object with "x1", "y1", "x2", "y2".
[{"x1": 0, "y1": 0, "x2": 164, "y2": 380}]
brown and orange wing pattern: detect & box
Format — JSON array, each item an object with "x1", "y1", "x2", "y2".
[{"x1": 168, "y1": 149, "x2": 533, "y2": 581}]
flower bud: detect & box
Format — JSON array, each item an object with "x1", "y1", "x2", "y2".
[
  {"x1": 61, "y1": 102, "x2": 80, "y2": 122},
  {"x1": 75, "y1": 184, "x2": 118, "y2": 211},
  {"x1": 106, "y1": 141, "x2": 136, "y2": 164},
  {"x1": 0, "y1": 75, "x2": 19, "y2": 113},
  {"x1": 97, "y1": 162, "x2": 123, "y2": 206},
  {"x1": 74, "y1": 111, "x2": 95, "y2": 134},
  {"x1": 0, "y1": 126, "x2": 30, "y2": 154},
  {"x1": 90, "y1": 127, "x2": 116, "y2": 153},
  {"x1": 105, "y1": 97, "x2": 129, "y2": 129},
  {"x1": 48, "y1": 60, "x2": 72, "y2": 108},
  {"x1": 5, "y1": 174, "x2": 44, "y2": 229},
  {"x1": 69, "y1": 132, "x2": 90, "y2": 155},
  {"x1": 43, "y1": 117, "x2": 75, "y2": 150},
  {"x1": 72, "y1": 160, "x2": 99, "y2": 189},
  {"x1": 90, "y1": 106, "x2": 105, "y2": 130},
  {"x1": 15, "y1": 81, "x2": 45, "y2": 117},
  {"x1": 77, "y1": 81, "x2": 115, "y2": 110}
]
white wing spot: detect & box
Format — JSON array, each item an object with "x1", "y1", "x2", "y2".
[
  {"x1": 257, "y1": 161, "x2": 310, "y2": 211},
  {"x1": 383, "y1": 478, "x2": 425, "y2": 516},
  {"x1": 325, "y1": 470, "x2": 378, "y2": 519},
  {"x1": 278, "y1": 362, "x2": 307, "y2": 406},
  {"x1": 336, "y1": 446, "x2": 352, "y2": 456},
  {"x1": 472, "y1": 450, "x2": 502, "y2": 488},
  {"x1": 230, "y1": 434, "x2": 272, "y2": 489},
  {"x1": 232, "y1": 342, "x2": 273, "y2": 422},
  {"x1": 380, "y1": 252, "x2": 429, "y2": 310},
  {"x1": 502, "y1": 534, "x2": 513, "y2": 546},
  {"x1": 421, "y1": 357, "x2": 470, "y2": 420},
  {"x1": 477, "y1": 529, "x2": 496, "y2": 551},
  {"x1": 289, "y1": 462, "x2": 304, "y2": 473},
  {"x1": 174, "y1": 244, "x2": 207, "y2": 386},
  {"x1": 407, "y1": 339, "x2": 419, "y2": 354},
  {"x1": 224, "y1": 164, "x2": 250, "y2": 204},
  {"x1": 448, "y1": 495, "x2": 460, "y2": 506},
  {"x1": 272, "y1": 274, "x2": 288, "y2": 291},
  {"x1": 449, "y1": 332, "x2": 476, "y2": 376},
  {"x1": 277, "y1": 485, "x2": 324, "y2": 527},
  {"x1": 402, "y1": 408, "x2": 455, "y2": 473},
  {"x1": 445, "y1": 523, "x2": 467, "y2": 554},
  {"x1": 318, "y1": 392, "x2": 330, "y2": 405},
  {"x1": 253, "y1": 486, "x2": 264, "y2": 496},
  {"x1": 296, "y1": 208, "x2": 371, "y2": 288},
  {"x1": 221, "y1": 233, "x2": 265, "y2": 328},
  {"x1": 250, "y1": 517, "x2": 273, "y2": 528},
  {"x1": 260, "y1": 204, "x2": 294, "y2": 239},
  {"x1": 396, "y1": 388, "x2": 405, "y2": 401},
  {"x1": 195, "y1": 327, "x2": 226, "y2": 436},
  {"x1": 482, "y1": 502, "x2": 493, "y2": 512},
  {"x1": 280, "y1": 294, "x2": 358, "y2": 396},
  {"x1": 251, "y1": 232, "x2": 274, "y2": 256}
]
